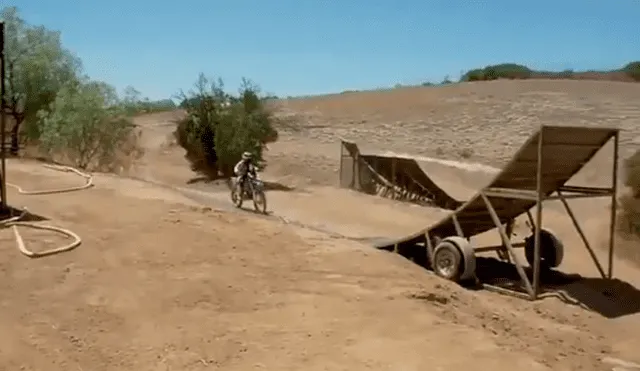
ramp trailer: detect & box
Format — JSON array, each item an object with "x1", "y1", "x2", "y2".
[{"x1": 370, "y1": 125, "x2": 620, "y2": 300}]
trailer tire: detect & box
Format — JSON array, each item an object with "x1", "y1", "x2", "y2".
[
  {"x1": 524, "y1": 229, "x2": 564, "y2": 269},
  {"x1": 433, "y1": 236, "x2": 476, "y2": 282}
]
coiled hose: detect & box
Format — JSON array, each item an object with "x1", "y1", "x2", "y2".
[{"x1": 0, "y1": 164, "x2": 92, "y2": 258}]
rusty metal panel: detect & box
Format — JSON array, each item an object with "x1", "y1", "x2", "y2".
[
  {"x1": 339, "y1": 140, "x2": 358, "y2": 189},
  {"x1": 340, "y1": 154, "x2": 354, "y2": 188}
]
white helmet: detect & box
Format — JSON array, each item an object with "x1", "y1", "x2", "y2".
[{"x1": 241, "y1": 151, "x2": 253, "y2": 160}]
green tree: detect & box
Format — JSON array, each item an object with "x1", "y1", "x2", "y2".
[
  {"x1": 440, "y1": 75, "x2": 453, "y2": 85},
  {"x1": 460, "y1": 63, "x2": 533, "y2": 82},
  {"x1": 121, "y1": 85, "x2": 143, "y2": 115},
  {"x1": 617, "y1": 149, "x2": 640, "y2": 236},
  {"x1": 37, "y1": 79, "x2": 136, "y2": 170},
  {"x1": 143, "y1": 98, "x2": 176, "y2": 112},
  {"x1": 174, "y1": 74, "x2": 278, "y2": 178},
  {"x1": 120, "y1": 86, "x2": 177, "y2": 115},
  {"x1": 1, "y1": 6, "x2": 82, "y2": 153},
  {"x1": 462, "y1": 69, "x2": 485, "y2": 81},
  {"x1": 623, "y1": 61, "x2": 640, "y2": 81}
]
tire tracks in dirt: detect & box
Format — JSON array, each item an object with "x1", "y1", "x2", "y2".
[{"x1": 97, "y1": 172, "x2": 376, "y2": 243}]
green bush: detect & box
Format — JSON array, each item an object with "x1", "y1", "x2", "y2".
[
  {"x1": 460, "y1": 63, "x2": 532, "y2": 82},
  {"x1": 623, "y1": 61, "x2": 640, "y2": 81},
  {"x1": 617, "y1": 149, "x2": 640, "y2": 235},
  {"x1": 174, "y1": 74, "x2": 278, "y2": 179},
  {"x1": 121, "y1": 86, "x2": 176, "y2": 115},
  {"x1": 559, "y1": 69, "x2": 574, "y2": 78},
  {"x1": 464, "y1": 69, "x2": 485, "y2": 81},
  {"x1": 459, "y1": 61, "x2": 640, "y2": 83},
  {"x1": 38, "y1": 79, "x2": 139, "y2": 170}
]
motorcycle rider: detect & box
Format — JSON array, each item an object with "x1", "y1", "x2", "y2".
[{"x1": 233, "y1": 151, "x2": 257, "y2": 192}]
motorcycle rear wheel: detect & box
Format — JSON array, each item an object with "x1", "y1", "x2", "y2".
[{"x1": 231, "y1": 184, "x2": 243, "y2": 208}]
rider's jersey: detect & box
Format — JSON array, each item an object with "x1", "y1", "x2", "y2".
[{"x1": 234, "y1": 160, "x2": 255, "y2": 176}]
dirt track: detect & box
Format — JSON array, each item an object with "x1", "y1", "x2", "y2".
[{"x1": 2, "y1": 80, "x2": 640, "y2": 370}]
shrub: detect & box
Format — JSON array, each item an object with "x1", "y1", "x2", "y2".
[
  {"x1": 464, "y1": 69, "x2": 485, "y2": 81},
  {"x1": 121, "y1": 86, "x2": 177, "y2": 115},
  {"x1": 617, "y1": 149, "x2": 640, "y2": 236},
  {"x1": 38, "y1": 79, "x2": 140, "y2": 170},
  {"x1": 174, "y1": 74, "x2": 278, "y2": 179},
  {"x1": 559, "y1": 69, "x2": 574, "y2": 78},
  {"x1": 460, "y1": 63, "x2": 533, "y2": 82},
  {"x1": 622, "y1": 61, "x2": 640, "y2": 82}
]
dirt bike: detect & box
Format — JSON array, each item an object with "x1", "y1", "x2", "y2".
[{"x1": 230, "y1": 173, "x2": 268, "y2": 214}]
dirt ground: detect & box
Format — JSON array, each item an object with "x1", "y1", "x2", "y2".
[{"x1": 2, "y1": 79, "x2": 640, "y2": 371}]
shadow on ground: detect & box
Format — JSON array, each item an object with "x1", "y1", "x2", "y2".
[
  {"x1": 186, "y1": 176, "x2": 296, "y2": 192},
  {"x1": 553, "y1": 278, "x2": 640, "y2": 319},
  {"x1": 381, "y1": 245, "x2": 640, "y2": 319},
  {"x1": 475, "y1": 257, "x2": 640, "y2": 319},
  {"x1": 186, "y1": 176, "x2": 224, "y2": 185},
  {"x1": 0, "y1": 205, "x2": 49, "y2": 222}
]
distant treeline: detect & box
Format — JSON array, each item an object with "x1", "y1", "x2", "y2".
[{"x1": 459, "y1": 61, "x2": 640, "y2": 82}]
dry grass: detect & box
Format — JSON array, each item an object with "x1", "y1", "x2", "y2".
[{"x1": 272, "y1": 80, "x2": 640, "y2": 167}]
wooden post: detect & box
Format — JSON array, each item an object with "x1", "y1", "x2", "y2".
[{"x1": 608, "y1": 132, "x2": 619, "y2": 279}]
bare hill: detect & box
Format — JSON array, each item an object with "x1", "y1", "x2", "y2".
[{"x1": 4, "y1": 79, "x2": 638, "y2": 370}]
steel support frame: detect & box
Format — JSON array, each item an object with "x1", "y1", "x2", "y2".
[{"x1": 477, "y1": 131, "x2": 619, "y2": 300}]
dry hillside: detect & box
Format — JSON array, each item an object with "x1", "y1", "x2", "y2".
[{"x1": 1, "y1": 79, "x2": 640, "y2": 371}]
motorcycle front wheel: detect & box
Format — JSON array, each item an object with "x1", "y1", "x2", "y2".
[{"x1": 252, "y1": 190, "x2": 267, "y2": 214}]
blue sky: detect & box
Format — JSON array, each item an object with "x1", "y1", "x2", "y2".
[{"x1": 8, "y1": 0, "x2": 640, "y2": 100}]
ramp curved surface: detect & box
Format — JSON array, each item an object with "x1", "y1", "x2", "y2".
[
  {"x1": 373, "y1": 125, "x2": 618, "y2": 249},
  {"x1": 340, "y1": 140, "x2": 462, "y2": 210},
  {"x1": 360, "y1": 154, "x2": 463, "y2": 210}
]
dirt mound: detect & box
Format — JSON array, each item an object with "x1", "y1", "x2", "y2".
[
  {"x1": 3, "y1": 151, "x2": 640, "y2": 370},
  {"x1": 0, "y1": 163, "x2": 637, "y2": 370}
]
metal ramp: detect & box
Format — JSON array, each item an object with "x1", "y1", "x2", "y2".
[
  {"x1": 339, "y1": 139, "x2": 462, "y2": 210},
  {"x1": 373, "y1": 125, "x2": 620, "y2": 300}
]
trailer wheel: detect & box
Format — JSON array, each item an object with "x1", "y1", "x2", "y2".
[
  {"x1": 433, "y1": 236, "x2": 476, "y2": 282},
  {"x1": 524, "y1": 229, "x2": 564, "y2": 269}
]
